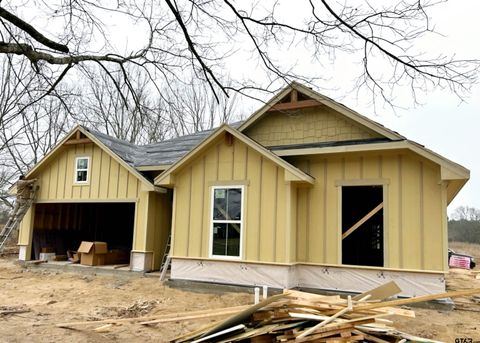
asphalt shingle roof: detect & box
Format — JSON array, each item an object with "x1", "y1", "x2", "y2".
[{"x1": 83, "y1": 123, "x2": 241, "y2": 168}]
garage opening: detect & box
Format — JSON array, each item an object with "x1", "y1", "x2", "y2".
[
  {"x1": 342, "y1": 186, "x2": 384, "y2": 267},
  {"x1": 31, "y1": 202, "x2": 135, "y2": 264}
]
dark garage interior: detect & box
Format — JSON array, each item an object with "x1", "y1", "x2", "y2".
[{"x1": 31, "y1": 202, "x2": 135, "y2": 262}]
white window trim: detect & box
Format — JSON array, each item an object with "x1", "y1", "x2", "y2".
[
  {"x1": 209, "y1": 185, "x2": 245, "y2": 260},
  {"x1": 74, "y1": 156, "x2": 90, "y2": 185}
]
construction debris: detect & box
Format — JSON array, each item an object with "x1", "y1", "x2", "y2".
[
  {"x1": 170, "y1": 285, "x2": 480, "y2": 343},
  {"x1": 0, "y1": 305, "x2": 30, "y2": 316}
]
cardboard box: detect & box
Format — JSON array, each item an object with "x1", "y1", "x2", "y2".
[
  {"x1": 105, "y1": 249, "x2": 130, "y2": 265},
  {"x1": 77, "y1": 241, "x2": 108, "y2": 266}
]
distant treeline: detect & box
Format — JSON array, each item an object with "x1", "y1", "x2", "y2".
[{"x1": 449, "y1": 219, "x2": 480, "y2": 244}]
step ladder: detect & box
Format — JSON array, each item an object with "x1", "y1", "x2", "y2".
[
  {"x1": 159, "y1": 233, "x2": 171, "y2": 281},
  {"x1": 0, "y1": 196, "x2": 36, "y2": 252}
]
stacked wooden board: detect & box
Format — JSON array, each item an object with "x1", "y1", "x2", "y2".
[{"x1": 171, "y1": 282, "x2": 480, "y2": 343}]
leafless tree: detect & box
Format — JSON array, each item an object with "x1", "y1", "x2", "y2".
[
  {"x1": 0, "y1": 0, "x2": 477, "y2": 114},
  {"x1": 452, "y1": 206, "x2": 480, "y2": 221},
  {"x1": 168, "y1": 79, "x2": 242, "y2": 137},
  {"x1": 77, "y1": 65, "x2": 170, "y2": 144},
  {"x1": 0, "y1": 56, "x2": 72, "y2": 207},
  {"x1": 1, "y1": 0, "x2": 479, "y2": 204}
]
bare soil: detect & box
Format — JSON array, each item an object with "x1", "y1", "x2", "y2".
[{"x1": 0, "y1": 246, "x2": 479, "y2": 342}]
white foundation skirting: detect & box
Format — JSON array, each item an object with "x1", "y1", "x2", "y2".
[
  {"x1": 171, "y1": 258, "x2": 445, "y2": 297},
  {"x1": 130, "y1": 251, "x2": 153, "y2": 272},
  {"x1": 18, "y1": 245, "x2": 28, "y2": 261}
]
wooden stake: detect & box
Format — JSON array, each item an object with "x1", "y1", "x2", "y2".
[{"x1": 342, "y1": 202, "x2": 383, "y2": 240}]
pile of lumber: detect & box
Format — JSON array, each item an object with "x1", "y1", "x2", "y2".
[{"x1": 171, "y1": 283, "x2": 480, "y2": 343}]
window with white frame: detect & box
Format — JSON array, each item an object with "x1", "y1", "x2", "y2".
[
  {"x1": 75, "y1": 157, "x2": 90, "y2": 183},
  {"x1": 211, "y1": 186, "x2": 243, "y2": 258}
]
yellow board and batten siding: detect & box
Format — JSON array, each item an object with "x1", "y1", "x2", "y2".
[
  {"x1": 290, "y1": 150, "x2": 446, "y2": 272},
  {"x1": 17, "y1": 141, "x2": 169, "y2": 262},
  {"x1": 169, "y1": 133, "x2": 448, "y2": 272},
  {"x1": 171, "y1": 136, "x2": 288, "y2": 263}
]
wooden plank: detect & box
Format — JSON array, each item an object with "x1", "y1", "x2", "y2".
[
  {"x1": 300, "y1": 333, "x2": 364, "y2": 343},
  {"x1": 296, "y1": 296, "x2": 353, "y2": 339},
  {"x1": 285, "y1": 289, "x2": 343, "y2": 303},
  {"x1": 268, "y1": 99, "x2": 322, "y2": 112},
  {"x1": 352, "y1": 281, "x2": 401, "y2": 301},
  {"x1": 64, "y1": 138, "x2": 92, "y2": 145},
  {"x1": 353, "y1": 287, "x2": 480, "y2": 312},
  {"x1": 198, "y1": 293, "x2": 289, "y2": 339},
  {"x1": 342, "y1": 202, "x2": 383, "y2": 240},
  {"x1": 172, "y1": 320, "x2": 221, "y2": 343},
  {"x1": 295, "y1": 328, "x2": 353, "y2": 341},
  {"x1": 56, "y1": 304, "x2": 250, "y2": 328},
  {"x1": 191, "y1": 324, "x2": 245, "y2": 343},
  {"x1": 351, "y1": 329, "x2": 390, "y2": 343}
]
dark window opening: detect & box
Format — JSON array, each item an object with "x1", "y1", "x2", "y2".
[{"x1": 342, "y1": 186, "x2": 384, "y2": 267}]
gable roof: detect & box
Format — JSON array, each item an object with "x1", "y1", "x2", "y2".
[
  {"x1": 154, "y1": 124, "x2": 315, "y2": 186},
  {"x1": 24, "y1": 125, "x2": 156, "y2": 191},
  {"x1": 238, "y1": 81, "x2": 405, "y2": 141}
]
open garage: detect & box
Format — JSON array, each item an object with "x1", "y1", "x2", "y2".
[{"x1": 30, "y1": 202, "x2": 135, "y2": 264}]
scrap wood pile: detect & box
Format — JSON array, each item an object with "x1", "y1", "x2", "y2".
[
  {"x1": 55, "y1": 282, "x2": 480, "y2": 342},
  {"x1": 171, "y1": 282, "x2": 480, "y2": 343}
]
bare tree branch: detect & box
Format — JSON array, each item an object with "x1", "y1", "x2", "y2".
[{"x1": 0, "y1": 6, "x2": 69, "y2": 53}]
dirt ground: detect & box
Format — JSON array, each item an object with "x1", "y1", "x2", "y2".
[{"x1": 0, "y1": 250, "x2": 479, "y2": 343}]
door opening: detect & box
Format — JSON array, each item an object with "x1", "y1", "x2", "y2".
[{"x1": 342, "y1": 186, "x2": 384, "y2": 267}]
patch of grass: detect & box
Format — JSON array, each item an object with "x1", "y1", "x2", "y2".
[{"x1": 449, "y1": 241, "x2": 480, "y2": 260}]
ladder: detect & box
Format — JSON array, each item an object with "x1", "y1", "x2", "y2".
[
  {"x1": 0, "y1": 196, "x2": 36, "y2": 252},
  {"x1": 159, "y1": 233, "x2": 171, "y2": 281}
]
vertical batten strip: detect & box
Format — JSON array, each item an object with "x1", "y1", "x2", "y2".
[
  {"x1": 97, "y1": 149, "x2": 103, "y2": 198},
  {"x1": 88, "y1": 145, "x2": 94, "y2": 198},
  {"x1": 305, "y1": 160, "x2": 311, "y2": 261},
  {"x1": 378, "y1": 155, "x2": 383, "y2": 178},
  {"x1": 106, "y1": 156, "x2": 112, "y2": 197},
  {"x1": 360, "y1": 156, "x2": 364, "y2": 179},
  {"x1": 272, "y1": 166, "x2": 278, "y2": 261},
  {"x1": 419, "y1": 161, "x2": 425, "y2": 269},
  {"x1": 186, "y1": 166, "x2": 193, "y2": 256},
  {"x1": 62, "y1": 150, "x2": 68, "y2": 199},
  {"x1": 257, "y1": 156, "x2": 263, "y2": 260},
  {"x1": 116, "y1": 163, "x2": 120, "y2": 198},
  {"x1": 215, "y1": 144, "x2": 220, "y2": 181},
  {"x1": 125, "y1": 172, "x2": 130, "y2": 198},
  {"x1": 244, "y1": 146, "x2": 249, "y2": 179},
  {"x1": 440, "y1": 181, "x2": 448, "y2": 271},
  {"x1": 322, "y1": 158, "x2": 328, "y2": 263},
  {"x1": 398, "y1": 155, "x2": 403, "y2": 268},
  {"x1": 47, "y1": 159, "x2": 52, "y2": 199},
  {"x1": 231, "y1": 139, "x2": 235, "y2": 180},
  {"x1": 199, "y1": 156, "x2": 206, "y2": 256}
]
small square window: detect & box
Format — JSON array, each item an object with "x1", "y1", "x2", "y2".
[{"x1": 75, "y1": 157, "x2": 89, "y2": 183}]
